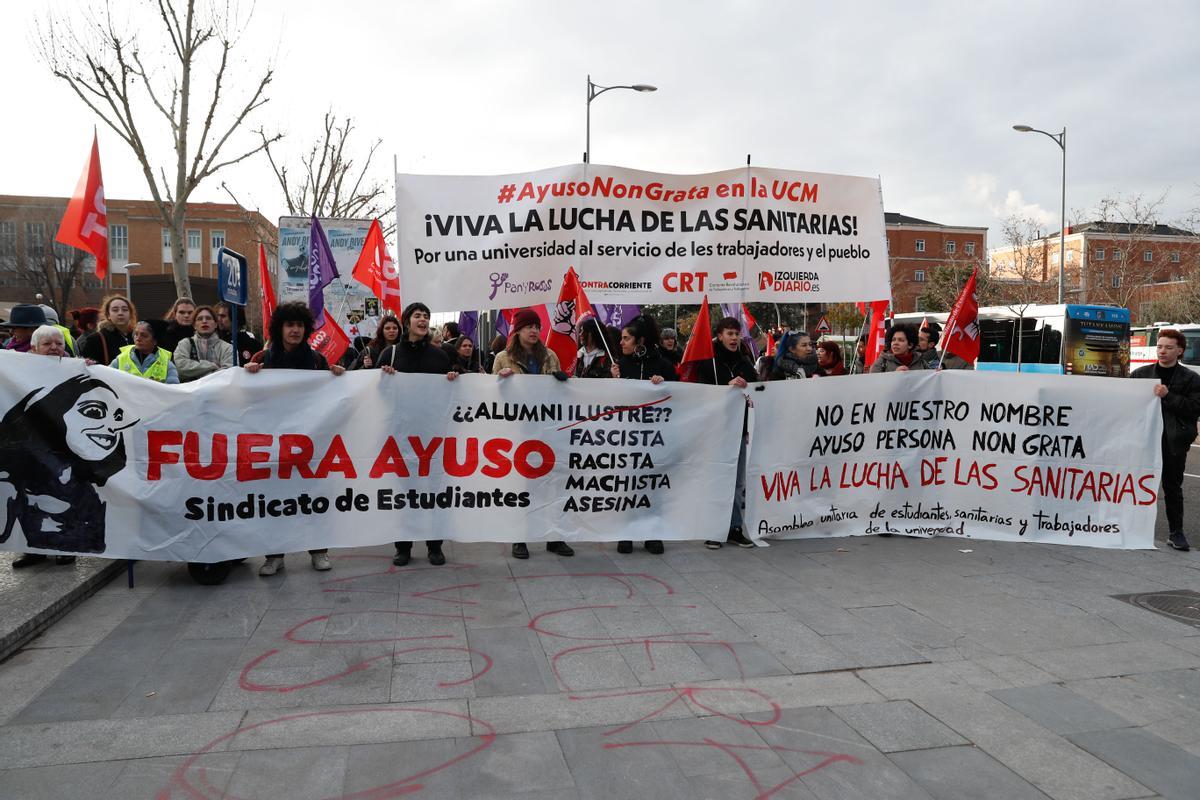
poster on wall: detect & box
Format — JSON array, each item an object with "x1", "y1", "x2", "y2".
[
  {"x1": 277, "y1": 216, "x2": 378, "y2": 341},
  {"x1": 395, "y1": 163, "x2": 890, "y2": 310}
]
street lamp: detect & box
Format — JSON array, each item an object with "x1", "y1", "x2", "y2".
[
  {"x1": 1012, "y1": 124, "x2": 1067, "y2": 304},
  {"x1": 585, "y1": 74, "x2": 657, "y2": 164}
]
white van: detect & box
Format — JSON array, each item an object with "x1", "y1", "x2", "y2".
[{"x1": 1130, "y1": 323, "x2": 1200, "y2": 374}]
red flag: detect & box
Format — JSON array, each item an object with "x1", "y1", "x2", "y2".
[
  {"x1": 351, "y1": 219, "x2": 402, "y2": 317},
  {"x1": 679, "y1": 296, "x2": 716, "y2": 382},
  {"x1": 740, "y1": 303, "x2": 758, "y2": 334},
  {"x1": 864, "y1": 300, "x2": 890, "y2": 369},
  {"x1": 941, "y1": 268, "x2": 981, "y2": 366},
  {"x1": 258, "y1": 243, "x2": 276, "y2": 331},
  {"x1": 309, "y1": 313, "x2": 350, "y2": 365},
  {"x1": 56, "y1": 132, "x2": 109, "y2": 279},
  {"x1": 546, "y1": 266, "x2": 594, "y2": 373},
  {"x1": 855, "y1": 301, "x2": 867, "y2": 315}
]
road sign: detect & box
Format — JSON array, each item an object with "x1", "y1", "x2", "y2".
[
  {"x1": 815, "y1": 314, "x2": 831, "y2": 335},
  {"x1": 218, "y1": 247, "x2": 248, "y2": 306}
]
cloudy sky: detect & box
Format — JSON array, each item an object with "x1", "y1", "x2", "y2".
[{"x1": 4, "y1": 0, "x2": 1198, "y2": 246}]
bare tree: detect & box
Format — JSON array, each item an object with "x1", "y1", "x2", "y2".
[
  {"x1": 261, "y1": 112, "x2": 395, "y2": 234},
  {"x1": 917, "y1": 250, "x2": 995, "y2": 312},
  {"x1": 36, "y1": 0, "x2": 281, "y2": 299},
  {"x1": 2, "y1": 217, "x2": 97, "y2": 316}
]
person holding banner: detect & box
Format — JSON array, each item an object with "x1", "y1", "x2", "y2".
[
  {"x1": 612, "y1": 314, "x2": 675, "y2": 556},
  {"x1": 245, "y1": 302, "x2": 344, "y2": 574},
  {"x1": 111, "y1": 320, "x2": 180, "y2": 384},
  {"x1": 492, "y1": 308, "x2": 573, "y2": 559},
  {"x1": 371, "y1": 302, "x2": 459, "y2": 567},
  {"x1": 80, "y1": 295, "x2": 136, "y2": 366},
  {"x1": 350, "y1": 315, "x2": 402, "y2": 371},
  {"x1": 172, "y1": 306, "x2": 233, "y2": 382},
  {"x1": 575, "y1": 318, "x2": 617, "y2": 379},
  {"x1": 698, "y1": 316, "x2": 757, "y2": 550},
  {"x1": 1131, "y1": 329, "x2": 1200, "y2": 552},
  {"x1": 869, "y1": 325, "x2": 925, "y2": 373}
]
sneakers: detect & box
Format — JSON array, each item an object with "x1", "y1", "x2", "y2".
[
  {"x1": 311, "y1": 552, "x2": 332, "y2": 571},
  {"x1": 645, "y1": 540, "x2": 664, "y2": 555},
  {"x1": 1168, "y1": 531, "x2": 1192, "y2": 551},
  {"x1": 728, "y1": 527, "x2": 755, "y2": 548},
  {"x1": 547, "y1": 541, "x2": 575, "y2": 557},
  {"x1": 393, "y1": 546, "x2": 411, "y2": 566},
  {"x1": 704, "y1": 540, "x2": 723, "y2": 550},
  {"x1": 427, "y1": 546, "x2": 446, "y2": 566},
  {"x1": 55, "y1": 555, "x2": 77, "y2": 565},
  {"x1": 617, "y1": 540, "x2": 633, "y2": 554},
  {"x1": 258, "y1": 556, "x2": 284, "y2": 576},
  {"x1": 511, "y1": 543, "x2": 529, "y2": 559}
]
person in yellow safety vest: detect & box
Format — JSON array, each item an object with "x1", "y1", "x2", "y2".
[
  {"x1": 38, "y1": 304, "x2": 76, "y2": 356},
  {"x1": 111, "y1": 319, "x2": 179, "y2": 383}
]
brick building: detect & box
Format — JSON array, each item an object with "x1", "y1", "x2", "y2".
[
  {"x1": 988, "y1": 221, "x2": 1200, "y2": 321},
  {"x1": 885, "y1": 213, "x2": 988, "y2": 313},
  {"x1": 0, "y1": 195, "x2": 274, "y2": 326}
]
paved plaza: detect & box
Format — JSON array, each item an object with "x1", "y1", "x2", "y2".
[{"x1": 0, "y1": 526, "x2": 1198, "y2": 799}]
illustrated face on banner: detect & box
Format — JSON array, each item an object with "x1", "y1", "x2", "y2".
[{"x1": 64, "y1": 386, "x2": 134, "y2": 463}]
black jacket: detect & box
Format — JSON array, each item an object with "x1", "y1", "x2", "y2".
[
  {"x1": 80, "y1": 326, "x2": 133, "y2": 364},
  {"x1": 219, "y1": 329, "x2": 262, "y2": 365},
  {"x1": 616, "y1": 348, "x2": 678, "y2": 382},
  {"x1": 1131, "y1": 363, "x2": 1200, "y2": 453},
  {"x1": 697, "y1": 340, "x2": 757, "y2": 385},
  {"x1": 376, "y1": 336, "x2": 452, "y2": 375},
  {"x1": 160, "y1": 322, "x2": 194, "y2": 353},
  {"x1": 575, "y1": 350, "x2": 615, "y2": 379}
]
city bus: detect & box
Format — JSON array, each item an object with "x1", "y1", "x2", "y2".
[{"x1": 893, "y1": 304, "x2": 1131, "y2": 376}]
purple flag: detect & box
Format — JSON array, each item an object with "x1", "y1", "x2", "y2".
[
  {"x1": 458, "y1": 310, "x2": 479, "y2": 345},
  {"x1": 594, "y1": 304, "x2": 640, "y2": 329},
  {"x1": 720, "y1": 303, "x2": 759, "y2": 358},
  {"x1": 308, "y1": 216, "x2": 339, "y2": 326},
  {"x1": 496, "y1": 311, "x2": 510, "y2": 339}
]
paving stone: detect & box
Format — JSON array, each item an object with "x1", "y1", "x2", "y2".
[
  {"x1": 0, "y1": 711, "x2": 245, "y2": 768},
  {"x1": 0, "y1": 645, "x2": 89, "y2": 724},
  {"x1": 0, "y1": 761, "x2": 125, "y2": 800},
  {"x1": 341, "y1": 738, "x2": 466, "y2": 799},
  {"x1": 823, "y1": 631, "x2": 930, "y2": 669},
  {"x1": 749, "y1": 706, "x2": 937, "y2": 800},
  {"x1": 115, "y1": 636, "x2": 249, "y2": 717},
  {"x1": 466, "y1": 626, "x2": 557, "y2": 696},
  {"x1": 391, "y1": 659, "x2": 478, "y2": 702},
  {"x1": 103, "y1": 752, "x2": 240, "y2": 800},
  {"x1": 850, "y1": 603, "x2": 967, "y2": 648},
  {"x1": 235, "y1": 701, "x2": 472, "y2": 750},
  {"x1": 556, "y1": 723, "x2": 696, "y2": 800},
  {"x1": 1021, "y1": 641, "x2": 1200, "y2": 680},
  {"x1": 21, "y1": 592, "x2": 145, "y2": 649},
  {"x1": 681, "y1": 572, "x2": 782, "y2": 614},
  {"x1": 729, "y1": 612, "x2": 859, "y2": 672},
  {"x1": 226, "y1": 745, "x2": 350, "y2": 800},
  {"x1": 689, "y1": 641, "x2": 791, "y2": 679},
  {"x1": 468, "y1": 689, "x2": 698, "y2": 736},
  {"x1": 1067, "y1": 727, "x2": 1200, "y2": 800},
  {"x1": 990, "y1": 684, "x2": 1135, "y2": 734},
  {"x1": 690, "y1": 672, "x2": 886, "y2": 713},
  {"x1": 454, "y1": 731, "x2": 575, "y2": 797},
  {"x1": 890, "y1": 746, "x2": 1051, "y2": 800},
  {"x1": 831, "y1": 700, "x2": 968, "y2": 752}
]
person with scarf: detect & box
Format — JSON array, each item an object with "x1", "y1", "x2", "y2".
[
  {"x1": 769, "y1": 331, "x2": 815, "y2": 380},
  {"x1": 160, "y1": 298, "x2": 196, "y2": 352},
  {"x1": 172, "y1": 306, "x2": 233, "y2": 382},
  {"x1": 245, "y1": 302, "x2": 345, "y2": 575},
  {"x1": 610, "y1": 314, "x2": 675, "y2": 555},
  {"x1": 371, "y1": 302, "x2": 459, "y2": 566},
  {"x1": 815, "y1": 340, "x2": 847, "y2": 376},
  {"x1": 492, "y1": 307, "x2": 573, "y2": 559},
  {"x1": 448, "y1": 335, "x2": 483, "y2": 375},
  {"x1": 870, "y1": 324, "x2": 925, "y2": 373},
  {"x1": 2, "y1": 305, "x2": 48, "y2": 353},
  {"x1": 80, "y1": 295, "x2": 137, "y2": 366},
  {"x1": 351, "y1": 315, "x2": 403, "y2": 370},
  {"x1": 697, "y1": 316, "x2": 758, "y2": 550}
]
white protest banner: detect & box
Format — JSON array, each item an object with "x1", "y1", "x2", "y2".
[
  {"x1": 395, "y1": 163, "x2": 890, "y2": 309},
  {"x1": 746, "y1": 371, "x2": 1162, "y2": 549},
  {"x1": 0, "y1": 353, "x2": 742, "y2": 562}
]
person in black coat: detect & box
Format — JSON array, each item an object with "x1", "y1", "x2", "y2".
[
  {"x1": 245, "y1": 302, "x2": 345, "y2": 575},
  {"x1": 1131, "y1": 328, "x2": 1200, "y2": 551},
  {"x1": 574, "y1": 318, "x2": 617, "y2": 379},
  {"x1": 697, "y1": 316, "x2": 756, "y2": 550},
  {"x1": 371, "y1": 302, "x2": 459, "y2": 566},
  {"x1": 214, "y1": 302, "x2": 262, "y2": 365},
  {"x1": 80, "y1": 295, "x2": 137, "y2": 365},
  {"x1": 160, "y1": 298, "x2": 196, "y2": 352},
  {"x1": 610, "y1": 315, "x2": 676, "y2": 556},
  {"x1": 659, "y1": 327, "x2": 683, "y2": 366}
]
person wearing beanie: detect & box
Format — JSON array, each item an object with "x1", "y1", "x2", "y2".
[
  {"x1": 492, "y1": 307, "x2": 573, "y2": 559},
  {"x1": 111, "y1": 319, "x2": 179, "y2": 383}
]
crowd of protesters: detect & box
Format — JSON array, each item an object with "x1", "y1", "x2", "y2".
[{"x1": 5, "y1": 293, "x2": 1189, "y2": 578}]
